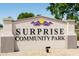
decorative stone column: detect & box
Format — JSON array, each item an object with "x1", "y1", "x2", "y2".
[
  {"x1": 0, "y1": 17, "x2": 15, "y2": 53},
  {"x1": 66, "y1": 20, "x2": 77, "y2": 49}
]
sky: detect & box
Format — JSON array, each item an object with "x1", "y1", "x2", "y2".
[{"x1": 0, "y1": 3, "x2": 52, "y2": 24}]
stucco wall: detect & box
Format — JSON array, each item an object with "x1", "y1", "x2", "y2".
[
  {"x1": 0, "y1": 16, "x2": 77, "y2": 53},
  {"x1": 13, "y1": 17, "x2": 73, "y2": 51}
]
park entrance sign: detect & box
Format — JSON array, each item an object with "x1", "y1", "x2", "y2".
[{"x1": 0, "y1": 16, "x2": 77, "y2": 53}]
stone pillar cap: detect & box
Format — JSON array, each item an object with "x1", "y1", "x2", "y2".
[
  {"x1": 3, "y1": 17, "x2": 14, "y2": 24},
  {"x1": 67, "y1": 20, "x2": 75, "y2": 24},
  {"x1": 67, "y1": 20, "x2": 75, "y2": 22}
]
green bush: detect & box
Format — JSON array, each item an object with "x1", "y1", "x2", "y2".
[{"x1": 75, "y1": 30, "x2": 79, "y2": 40}]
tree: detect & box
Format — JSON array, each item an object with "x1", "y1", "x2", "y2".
[
  {"x1": 17, "y1": 12, "x2": 35, "y2": 19},
  {"x1": 47, "y1": 3, "x2": 79, "y2": 21},
  {"x1": 37, "y1": 14, "x2": 41, "y2": 16}
]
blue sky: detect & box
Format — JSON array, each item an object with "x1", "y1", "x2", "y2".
[{"x1": 0, "y1": 3, "x2": 52, "y2": 24}]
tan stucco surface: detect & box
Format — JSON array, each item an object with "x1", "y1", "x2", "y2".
[{"x1": 0, "y1": 16, "x2": 77, "y2": 53}]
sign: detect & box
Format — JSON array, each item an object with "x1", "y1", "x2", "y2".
[
  {"x1": 0, "y1": 16, "x2": 77, "y2": 53},
  {"x1": 15, "y1": 19, "x2": 65, "y2": 41}
]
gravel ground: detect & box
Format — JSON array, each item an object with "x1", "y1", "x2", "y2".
[{"x1": 1, "y1": 49, "x2": 79, "y2": 56}]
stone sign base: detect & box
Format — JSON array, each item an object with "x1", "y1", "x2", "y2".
[
  {"x1": 0, "y1": 35, "x2": 77, "y2": 53},
  {"x1": 0, "y1": 36, "x2": 14, "y2": 53},
  {"x1": 67, "y1": 35, "x2": 77, "y2": 49}
]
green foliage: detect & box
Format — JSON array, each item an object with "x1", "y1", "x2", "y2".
[
  {"x1": 17, "y1": 12, "x2": 35, "y2": 19},
  {"x1": 37, "y1": 14, "x2": 41, "y2": 16},
  {"x1": 47, "y1": 3, "x2": 79, "y2": 21},
  {"x1": 75, "y1": 30, "x2": 79, "y2": 40},
  {"x1": 75, "y1": 21, "x2": 79, "y2": 29}
]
